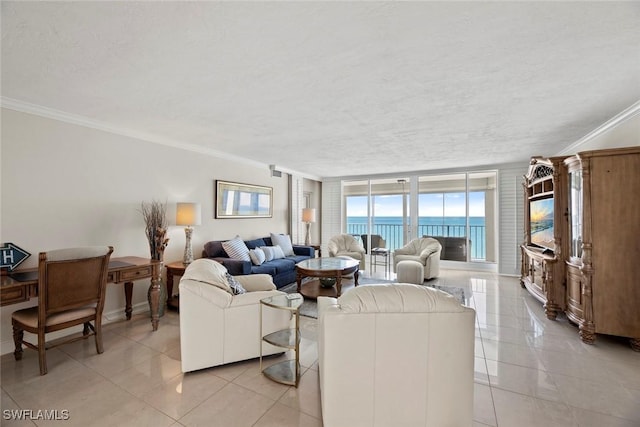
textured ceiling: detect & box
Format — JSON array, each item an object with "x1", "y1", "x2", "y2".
[{"x1": 2, "y1": 2, "x2": 639, "y2": 178}]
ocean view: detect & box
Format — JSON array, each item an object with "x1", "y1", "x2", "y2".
[{"x1": 346, "y1": 216, "x2": 486, "y2": 259}]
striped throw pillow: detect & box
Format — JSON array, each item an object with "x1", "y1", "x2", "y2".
[{"x1": 221, "y1": 236, "x2": 250, "y2": 262}]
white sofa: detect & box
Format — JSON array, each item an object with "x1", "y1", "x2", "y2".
[
  {"x1": 393, "y1": 237, "x2": 442, "y2": 279},
  {"x1": 179, "y1": 259, "x2": 291, "y2": 373},
  {"x1": 318, "y1": 284, "x2": 475, "y2": 427}
]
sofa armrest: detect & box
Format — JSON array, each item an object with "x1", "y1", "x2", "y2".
[
  {"x1": 234, "y1": 274, "x2": 277, "y2": 292},
  {"x1": 228, "y1": 290, "x2": 285, "y2": 308},
  {"x1": 210, "y1": 257, "x2": 251, "y2": 275},
  {"x1": 293, "y1": 245, "x2": 314, "y2": 257}
]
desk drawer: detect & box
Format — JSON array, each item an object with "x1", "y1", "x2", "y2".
[
  {"x1": 1, "y1": 286, "x2": 28, "y2": 306},
  {"x1": 120, "y1": 266, "x2": 152, "y2": 281}
]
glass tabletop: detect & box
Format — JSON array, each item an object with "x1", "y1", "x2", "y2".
[
  {"x1": 296, "y1": 257, "x2": 359, "y2": 271},
  {"x1": 261, "y1": 293, "x2": 303, "y2": 310}
]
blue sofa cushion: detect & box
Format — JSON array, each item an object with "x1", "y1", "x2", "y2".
[
  {"x1": 266, "y1": 258, "x2": 296, "y2": 274},
  {"x1": 288, "y1": 254, "x2": 311, "y2": 263},
  {"x1": 250, "y1": 264, "x2": 277, "y2": 275},
  {"x1": 245, "y1": 238, "x2": 266, "y2": 249}
]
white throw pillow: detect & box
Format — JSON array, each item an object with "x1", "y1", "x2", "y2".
[
  {"x1": 249, "y1": 248, "x2": 266, "y2": 265},
  {"x1": 270, "y1": 233, "x2": 295, "y2": 256},
  {"x1": 260, "y1": 246, "x2": 275, "y2": 262},
  {"x1": 221, "y1": 236, "x2": 250, "y2": 262},
  {"x1": 272, "y1": 245, "x2": 286, "y2": 259}
]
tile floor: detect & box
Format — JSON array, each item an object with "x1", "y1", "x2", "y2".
[{"x1": 2, "y1": 269, "x2": 640, "y2": 427}]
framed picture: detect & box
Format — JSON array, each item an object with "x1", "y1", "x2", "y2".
[{"x1": 215, "y1": 180, "x2": 273, "y2": 218}]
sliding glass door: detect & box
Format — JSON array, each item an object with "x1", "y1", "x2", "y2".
[
  {"x1": 344, "y1": 179, "x2": 410, "y2": 252},
  {"x1": 344, "y1": 171, "x2": 497, "y2": 266},
  {"x1": 417, "y1": 172, "x2": 496, "y2": 262}
]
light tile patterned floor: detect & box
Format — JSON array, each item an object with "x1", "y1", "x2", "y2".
[{"x1": 2, "y1": 269, "x2": 639, "y2": 426}]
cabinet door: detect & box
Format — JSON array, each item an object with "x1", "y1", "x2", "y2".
[
  {"x1": 568, "y1": 169, "x2": 583, "y2": 259},
  {"x1": 566, "y1": 264, "x2": 583, "y2": 323}
]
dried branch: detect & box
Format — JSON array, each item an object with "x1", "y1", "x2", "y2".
[{"x1": 140, "y1": 200, "x2": 169, "y2": 260}]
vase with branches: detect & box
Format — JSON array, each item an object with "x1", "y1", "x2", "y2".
[
  {"x1": 140, "y1": 200, "x2": 169, "y2": 317},
  {"x1": 140, "y1": 200, "x2": 170, "y2": 261}
]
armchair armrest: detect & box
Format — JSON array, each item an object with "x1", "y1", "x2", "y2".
[
  {"x1": 337, "y1": 251, "x2": 364, "y2": 259},
  {"x1": 394, "y1": 246, "x2": 413, "y2": 255},
  {"x1": 317, "y1": 296, "x2": 339, "y2": 319},
  {"x1": 234, "y1": 274, "x2": 277, "y2": 292},
  {"x1": 419, "y1": 247, "x2": 441, "y2": 263},
  {"x1": 179, "y1": 279, "x2": 233, "y2": 308}
]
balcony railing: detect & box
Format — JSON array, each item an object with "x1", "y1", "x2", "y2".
[{"x1": 346, "y1": 223, "x2": 486, "y2": 260}]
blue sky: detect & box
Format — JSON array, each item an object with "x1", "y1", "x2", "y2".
[{"x1": 347, "y1": 192, "x2": 486, "y2": 217}]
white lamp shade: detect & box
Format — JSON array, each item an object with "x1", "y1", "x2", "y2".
[
  {"x1": 302, "y1": 208, "x2": 316, "y2": 223},
  {"x1": 176, "y1": 203, "x2": 202, "y2": 226}
]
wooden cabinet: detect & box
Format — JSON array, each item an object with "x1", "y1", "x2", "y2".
[
  {"x1": 522, "y1": 147, "x2": 640, "y2": 350},
  {"x1": 520, "y1": 157, "x2": 566, "y2": 319},
  {"x1": 563, "y1": 147, "x2": 640, "y2": 350}
]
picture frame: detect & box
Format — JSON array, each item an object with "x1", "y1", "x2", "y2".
[{"x1": 215, "y1": 180, "x2": 273, "y2": 218}]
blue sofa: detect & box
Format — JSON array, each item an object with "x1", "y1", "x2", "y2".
[{"x1": 202, "y1": 237, "x2": 315, "y2": 288}]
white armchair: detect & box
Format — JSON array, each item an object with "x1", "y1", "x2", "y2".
[
  {"x1": 179, "y1": 259, "x2": 291, "y2": 373},
  {"x1": 327, "y1": 234, "x2": 366, "y2": 269},
  {"x1": 318, "y1": 284, "x2": 475, "y2": 427},
  {"x1": 393, "y1": 237, "x2": 442, "y2": 279}
]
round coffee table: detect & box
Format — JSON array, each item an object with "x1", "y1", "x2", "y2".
[{"x1": 296, "y1": 257, "x2": 360, "y2": 299}]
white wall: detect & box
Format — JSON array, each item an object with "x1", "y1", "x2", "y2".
[{"x1": 0, "y1": 108, "x2": 290, "y2": 354}]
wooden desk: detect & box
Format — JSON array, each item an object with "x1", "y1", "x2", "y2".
[{"x1": 1, "y1": 256, "x2": 163, "y2": 331}]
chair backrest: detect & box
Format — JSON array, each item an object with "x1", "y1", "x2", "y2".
[
  {"x1": 319, "y1": 284, "x2": 475, "y2": 426},
  {"x1": 38, "y1": 246, "x2": 113, "y2": 318},
  {"x1": 328, "y1": 234, "x2": 363, "y2": 254},
  {"x1": 403, "y1": 237, "x2": 441, "y2": 255},
  {"x1": 360, "y1": 234, "x2": 385, "y2": 253}
]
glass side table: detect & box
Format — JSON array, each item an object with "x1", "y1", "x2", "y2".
[{"x1": 260, "y1": 293, "x2": 303, "y2": 387}]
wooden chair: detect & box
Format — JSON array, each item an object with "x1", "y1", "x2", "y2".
[{"x1": 12, "y1": 246, "x2": 113, "y2": 375}]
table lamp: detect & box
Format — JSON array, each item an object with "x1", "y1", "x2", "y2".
[
  {"x1": 176, "y1": 202, "x2": 202, "y2": 265},
  {"x1": 302, "y1": 208, "x2": 316, "y2": 246}
]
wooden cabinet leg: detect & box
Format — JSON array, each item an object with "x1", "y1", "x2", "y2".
[
  {"x1": 579, "y1": 327, "x2": 596, "y2": 344},
  {"x1": 630, "y1": 338, "x2": 640, "y2": 352}
]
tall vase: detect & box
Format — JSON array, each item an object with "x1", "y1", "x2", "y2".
[{"x1": 147, "y1": 236, "x2": 167, "y2": 318}]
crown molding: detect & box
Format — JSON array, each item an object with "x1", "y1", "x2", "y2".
[
  {"x1": 1, "y1": 97, "x2": 322, "y2": 181},
  {"x1": 556, "y1": 100, "x2": 640, "y2": 156}
]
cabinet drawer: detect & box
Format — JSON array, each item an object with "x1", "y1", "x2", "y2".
[{"x1": 120, "y1": 266, "x2": 152, "y2": 281}]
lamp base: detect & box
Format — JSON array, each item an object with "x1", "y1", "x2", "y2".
[
  {"x1": 183, "y1": 226, "x2": 194, "y2": 264},
  {"x1": 304, "y1": 223, "x2": 311, "y2": 246}
]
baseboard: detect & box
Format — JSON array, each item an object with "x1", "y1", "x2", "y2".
[{"x1": 439, "y1": 261, "x2": 497, "y2": 272}]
